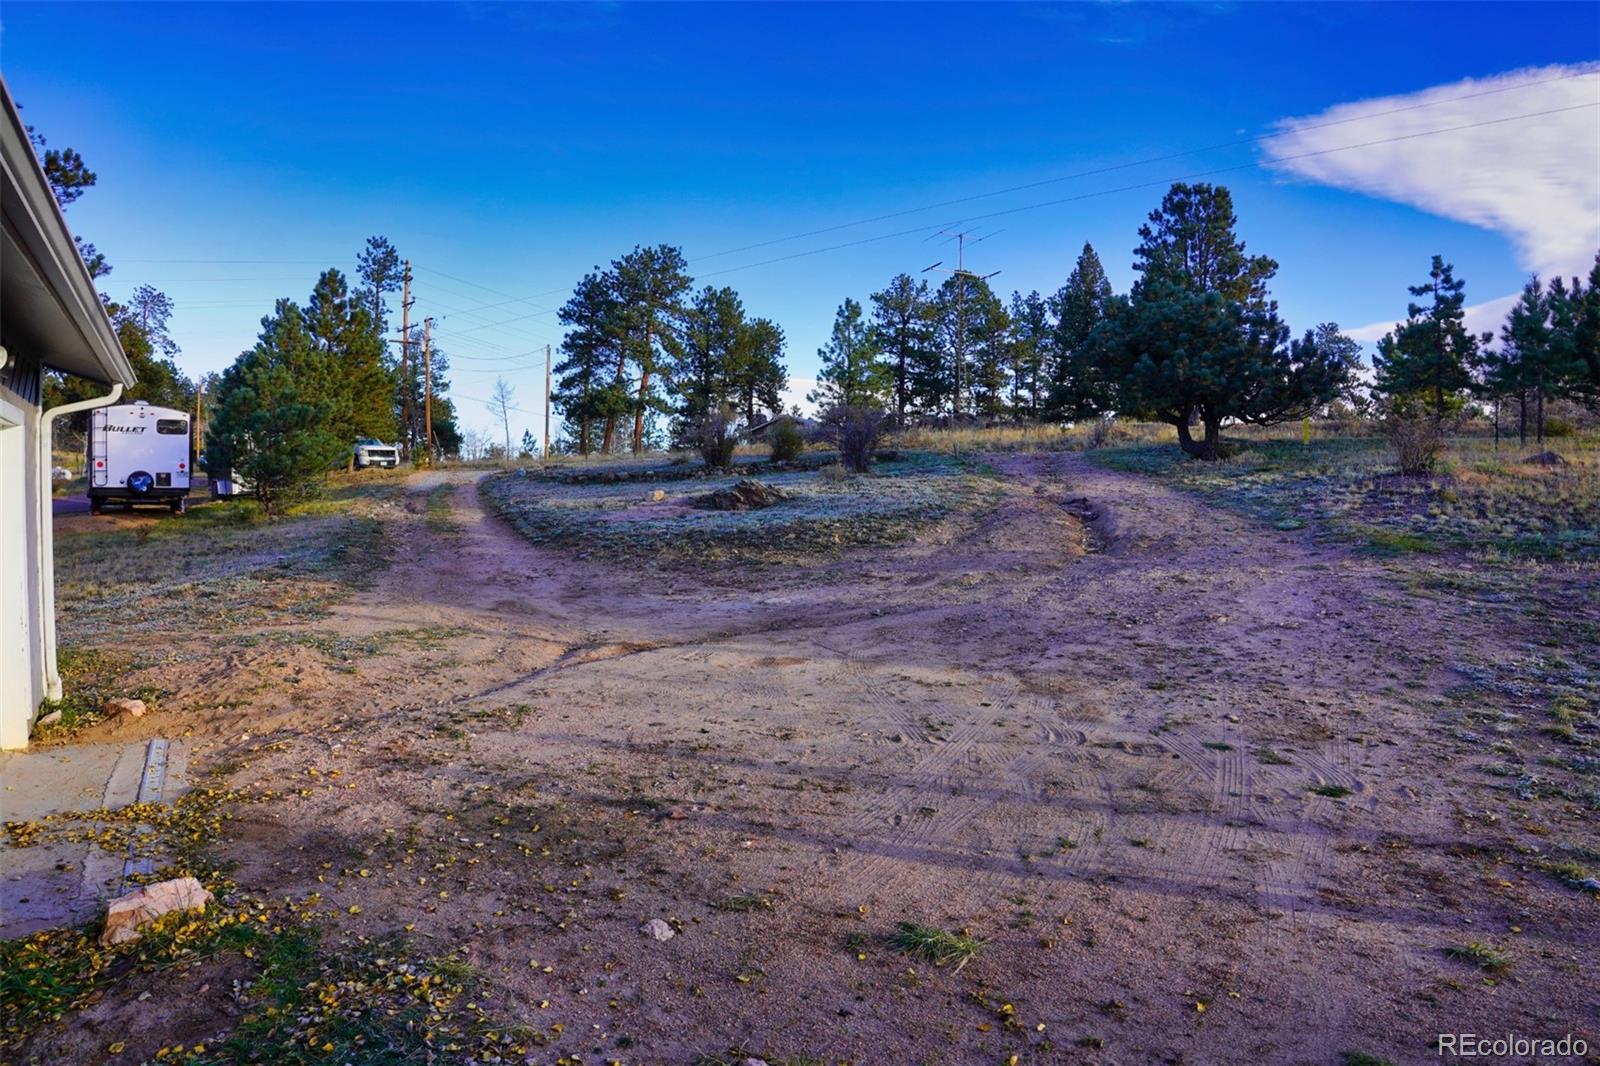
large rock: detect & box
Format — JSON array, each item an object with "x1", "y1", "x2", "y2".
[
  {"x1": 103, "y1": 698, "x2": 147, "y2": 718},
  {"x1": 694, "y1": 479, "x2": 789, "y2": 512},
  {"x1": 100, "y1": 877, "x2": 212, "y2": 946}
]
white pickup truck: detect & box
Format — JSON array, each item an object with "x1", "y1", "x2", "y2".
[{"x1": 353, "y1": 438, "x2": 400, "y2": 469}]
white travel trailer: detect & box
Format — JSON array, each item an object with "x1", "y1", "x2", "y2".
[{"x1": 87, "y1": 401, "x2": 193, "y2": 514}]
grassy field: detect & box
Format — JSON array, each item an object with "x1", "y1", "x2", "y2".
[
  {"x1": 1090, "y1": 431, "x2": 1600, "y2": 559},
  {"x1": 482, "y1": 450, "x2": 1005, "y2": 565},
  {"x1": 15, "y1": 423, "x2": 1597, "y2": 1064}
]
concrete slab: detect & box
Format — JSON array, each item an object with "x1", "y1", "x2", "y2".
[{"x1": 0, "y1": 739, "x2": 189, "y2": 936}]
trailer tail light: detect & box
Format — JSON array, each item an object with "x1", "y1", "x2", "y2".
[
  {"x1": 95, "y1": 460, "x2": 104, "y2": 468},
  {"x1": 178, "y1": 461, "x2": 187, "y2": 470}
]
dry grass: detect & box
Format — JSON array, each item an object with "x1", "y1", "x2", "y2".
[{"x1": 1095, "y1": 432, "x2": 1600, "y2": 559}]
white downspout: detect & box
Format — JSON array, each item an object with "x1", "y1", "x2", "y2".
[{"x1": 37, "y1": 383, "x2": 122, "y2": 699}]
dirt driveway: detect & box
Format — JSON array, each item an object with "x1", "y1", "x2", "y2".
[{"x1": 36, "y1": 455, "x2": 1599, "y2": 1065}]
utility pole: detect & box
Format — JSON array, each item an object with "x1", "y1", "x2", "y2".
[
  {"x1": 922, "y1": 231, "x2": 1000, "y2": 423},
  {"x1": 422, "y1": 316, "x2": 434, "y2": 466},
  {"x1": 398, "y1": 260, "x2": 414, "y2": 461},
  {"x1": 192, "y1": 381, "x2": 204, "y2": 474},
  {"x1": 543, "y1": 343, "x2": 552, "y2": 459}
]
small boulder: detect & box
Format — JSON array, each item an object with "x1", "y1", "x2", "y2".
[
  {"x1": 694, "y1": 479, "x2": 789, "y2": 512},
  {"x1": 1524, "y1": 450, "x2": 1568, "y2": 467},
  {"x1": 641, "y1": 917, "x2": 675, "y2": 941},
  {"x1": 650, "y1": 489, "x2": 667, "y2": 502},
  {"x1": 34, "y1": 710, "x2": 62, "y2": 728},
  {"x1": 103, "y1": 698, "x2": 147, "y2": 719},
  {"x1": 100, "y1": 877, "x2": 212, "y2": 946}
]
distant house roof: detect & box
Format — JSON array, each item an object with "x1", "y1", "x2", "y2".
[{"x1": 0, "y1": 75, "x2": 133, "y2": 388}]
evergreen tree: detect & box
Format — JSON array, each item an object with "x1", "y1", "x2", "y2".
[
  {"x1": 1575, "y1": 252, "x2": 1600, "y2": 400},
  {"x1": 809, "y1": 298, "x2": 890, "y2": 410},
  {"x1": 25, "y1": 123, "x2": 96, "y2": 208},
  {"x1": 205, "y1": 303, "x2": 346, "y2": 514},
  {"x1": 964, "y1": 282, "x2": 1011, "y2": 420},
  {"x1": 303, "y1": 268, "x2": 397, "y2": 446},
  {"x1": 672, "y1": 286, "x2": 746, "y2": 433},
  {"x1": 1045, "y1": 242, "x2": 1114, "y2": 420},
  {"x1": 356, "y1": 236, "x2": 403, "y2": 340},
  {"x1": 607, "y1": 245, "x2": 692, "y2": 455},
  {"x1": 554, "y1": 270, "x2": 628, "y2": 456},
  {"x1": 1007, "y1": 290, "x2": 1051, "y2": 418},
  {"x1": 1371, "y1": 256, "x2": 1485, "y2": 422},
  {"x1": 45, "y1": 286, "x2": 194, "y2": 417},
  {"x1": 730, "y1": 317, "x2": 787, "y2": 424},
  {"x1": 868, "y1": 274, "x2": 937, "y2": 424},
  {"x1": 25, "y1": 118, "x2": 107, "y2": 276},
  {"x1": 428, "y1": 395, "x2": 464, "y2": 458},
  {"x1": 1094, "y1": 183, "x2": 1350, "y2": 459}
]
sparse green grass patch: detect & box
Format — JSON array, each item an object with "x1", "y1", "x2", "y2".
[
  {"x1": 715, "y1": 891, "x2": 772, "y2": 913},
  {"x1": 55, "y1": 487, "x2": 398, "y2": 640},
  {"x1": 890, "y1": 922, "x2": 981, "y2": 972},
  {"x1": 31, "y1": 647, "x2": 164, "y2": 739},
  {"x1": 1444, "y1": 941, "x2": 1511, "y2": 973}
]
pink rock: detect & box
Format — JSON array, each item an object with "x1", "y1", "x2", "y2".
[{"x1": 103, "y1": 698, "x2": 147, "y2": 718}]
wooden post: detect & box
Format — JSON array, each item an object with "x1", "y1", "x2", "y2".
[
  {"x1": 544, "y1": 343, "x2": 552, "y2": 458},
  {"x1": 422, "y1": 316, "x2": 434, "y2": 465},
  {"x1": 399, "y1": 260, "x2": 413, "y2": 462}
]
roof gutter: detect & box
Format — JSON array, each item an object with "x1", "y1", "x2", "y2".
[{"x1": 37, "y1": 382, "x2": 122, "y2": 700}]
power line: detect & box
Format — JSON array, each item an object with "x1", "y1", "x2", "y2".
[
  {"x1": 421, "y1": 100, "x2": 1600, "y2": 336},
  {"x1": 690, "y1": 66, "x2": 1600, "y2": 262},
  {"x1": 698, "y1": 100, "x2": 1600, "y2": 279},
  {"x1": 128, "y1": 74, "x2": 1600, "y2": 347}
]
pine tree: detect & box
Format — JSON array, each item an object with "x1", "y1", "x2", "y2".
[
  {"x1": 205, "y1": 303, "x2": 346, "y2": 514},
  {"x1": 869, "y1": 274, "x2": 937, "y2": 424},
  {"x1": 1575, "y1": 252, "x2": 1600, "y2": 401},
  {"x1": 809, "y1": 298, "x2": 890, "y2": 410},
  {"x1": 1095, "y1": 183, "x2": 1350, "y2": 459},
  {"x1": 730, "y1": 317, "x2": 787, "y2": 425},
  {"x1": 303, "y1": 268, "x2": 396, "y2": 447},
  {"x1": 607, "y1": 245, "x2": 692, "y2": 455},
  {"x1": 1007, "y1": 291, "x2": 1052, "y2": 418},
  {"x1": 964, "y1": 282, "x2": 1011, "y2": 420},
  {"x1": 672, "y1": 286, "x2": 745, "y2": 433},
  {"x1": 554, "y1": 270, "x2": 628, "y2": 457},
  {"x1": 1372, "y1": 256, "x2": 1485, "y2": 422},
  {"x1": 357, "y1": 236, "x2": 403, "y2": 340},
  {"x1": 1045, "y1": 242, "x2": 1114, "y2": 420}
]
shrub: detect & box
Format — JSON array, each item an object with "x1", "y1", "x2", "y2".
[
  {"x1": 767, "y1": 416, "x2": 805, "y2": 463},
  {"x1": 811, "y1": 405, "x2": 888, "y2": 474},
  {"x1": 695, "y1": 406, "x2": 741, "y2": 470},
  {"x1": 1382, "y1": 401, "x2": 1445, "y2": 476}
]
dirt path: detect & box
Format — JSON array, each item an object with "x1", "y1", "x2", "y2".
[{"x1": 46, "y1": 456, "x2": 1597, "y2": 1064}]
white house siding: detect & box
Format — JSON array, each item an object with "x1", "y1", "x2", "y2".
[{"x1": 0, "y1": 352, "x2": 45, "y2": 748}]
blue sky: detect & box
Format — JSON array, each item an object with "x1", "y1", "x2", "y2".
[{"x1": 4, "y1": 2, "x2": 1597, "y2": 439}]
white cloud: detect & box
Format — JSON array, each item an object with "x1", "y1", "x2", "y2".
[
  {"x1": 779, "y1": 376, "x2": 818, "y2": 417},
  {"x1": 1263, "y1": 64, "x2": 1600, "y2": 280},
  {"x1": 1346, "y1": 291, "x2": 1519, "y2": 345}
]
